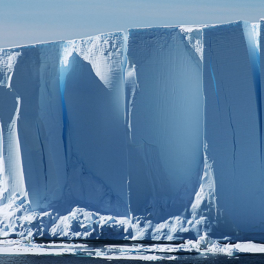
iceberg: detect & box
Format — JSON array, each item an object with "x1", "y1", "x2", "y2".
[{"x1": 0, "y1": 19, "x2": 264, "y2": 243}]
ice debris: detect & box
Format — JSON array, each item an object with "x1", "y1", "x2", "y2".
[{"x1": 0, "y1": 231, "x2": 263, "y2": 261}]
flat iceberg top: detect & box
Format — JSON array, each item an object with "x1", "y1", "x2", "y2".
[
  {"x1": 0, "y1": 20, "x2": 260, "y2": 51},
  {"x1": 0, "y1": 30, "x2": 125, "y2": 50}
]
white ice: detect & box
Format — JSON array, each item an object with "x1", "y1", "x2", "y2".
[
  {"x1": 0, "y1": 232, "x2": 263, "y2": 262},
  {"x1": 0, "y1": 19, "x2": 264, "y2": 244}
]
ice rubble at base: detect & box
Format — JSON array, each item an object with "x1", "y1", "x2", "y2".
[
  {"x1": 1, "y1": 232, "x2": 264, "y2": 261},
  {"x1": 0, "y1": 19, "x2": 264, "y2": 243},
  {"x1": 0, "y1": 192, "x2": 222, "y2": 241}
]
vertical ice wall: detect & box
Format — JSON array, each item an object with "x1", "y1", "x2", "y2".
[
  {"x1": 60, "y1": 32, "x2": 129, "y2": 216},
  {"x1": 126, "y1": 27, "x2": 204, "y2": 221},
  {"x1": 201, "y1": 21, "x2": 264, "y2": 232},
  {"x1": 0, "y1": 49, "x2": 26, "y2": 204},
  {"x1": 260, "y1": 20, "x2": 264, "y2": 166},
  {"x1": 0, "y1": 43, "x2": 67, "y2": 209},
  {"x1": 0, "y1": 33, "x2": 129, "y2": 215},
  {"x1": 37, "y1": 43, "x2": 68, "y2": 207},
  {"x1": 0, "y1": 122, "x2": 4, "y2": 202}
]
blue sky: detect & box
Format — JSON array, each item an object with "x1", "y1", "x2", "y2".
[{"x1": 1, "y1": 0, "x2": 263, "y2": 48}]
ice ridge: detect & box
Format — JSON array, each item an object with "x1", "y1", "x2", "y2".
[{"x1": 0, "y1": 20, "x2": 264, "y2": 242}]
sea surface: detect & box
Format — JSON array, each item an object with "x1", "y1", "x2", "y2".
[{"x1": 1, "y1": 254, "x2": 264, "y2": 263}]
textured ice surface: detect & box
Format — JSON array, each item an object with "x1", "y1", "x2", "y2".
[
  {"x1": 0, "y1": 33, "x2": 128, "y2": 216},
  {"x1": 201, "y1": 21, "x2": 264, "y2": 233},
  {"x1": 60, "y1": 32, "x2": 128, "y2": 216},
  {"x1": 260, "y1": 19, "x2": 264, "y2": 165},
  {"x1": 0, "y1": 43, "x2": 66, "y2": 209},
  {"x1": 126, "y1": 26, "x2": 203, "y2": 222},
  {"x1": 0, "y1": 19, "x2": 264, "y2": 242}
]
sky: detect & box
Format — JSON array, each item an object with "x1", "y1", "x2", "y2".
[{"x1": 1, "y1": 0, "x2": 264, "y2": 48}]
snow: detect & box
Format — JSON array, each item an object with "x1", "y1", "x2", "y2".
[{"x1": 0, "y1": 19, "x2": 264, "y2": 244}]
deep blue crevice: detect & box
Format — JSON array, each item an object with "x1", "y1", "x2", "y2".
[
  {"x1": 228, "y1": 107, "x2": 236, "y2": 174},
  {"x1": 209, "y1": 39, "x2": 220, "y2": 111},
  {"x1": 59, "y1": 60, "x2": 70, "y2": 163},
  {"x1": 36, "y1": 122, "x2": 47, "y2": 192}
]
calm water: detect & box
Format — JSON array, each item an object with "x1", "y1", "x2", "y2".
[{"x1": 1, "y1": 255, "x2": 264, "y2": 263}]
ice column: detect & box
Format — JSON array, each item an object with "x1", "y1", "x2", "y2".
[
  {"x1": 61, "y1": 32, "x2": 129, "y2": 216},
  {"x1": 0, "y1": 49, "x2": 26, "y2": 203},
  {"x1": 202, "y1": 21, "x2": 264, "y2": 232},
  {"x1": 126, "y1": 27, "x2": 203, "y2": 222}
]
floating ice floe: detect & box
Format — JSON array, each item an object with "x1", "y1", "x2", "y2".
[{"x1": 0, "y1": 232, "x2": 263, "y2": 261}]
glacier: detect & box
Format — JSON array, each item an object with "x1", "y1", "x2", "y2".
[{"x1": 0, "y1": 19, "x2": 264, "y2": 243}]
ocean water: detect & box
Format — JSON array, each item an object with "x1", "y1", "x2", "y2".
[{"x1": 1, "y1": 254, "x2": 264, "y2": 263}]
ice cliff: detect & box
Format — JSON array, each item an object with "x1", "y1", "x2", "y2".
[{"x1": 0, "y1": 19, "x2": 263, "y2": 242}]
